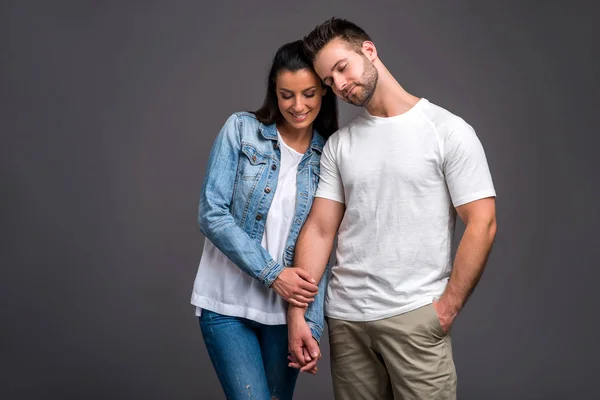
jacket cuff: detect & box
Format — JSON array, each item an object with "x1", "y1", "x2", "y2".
[
  {"x1": 260, "y1": 260, "x2": 285, "y2": 287},
  {"x1": 307, "y1": 320, "x2": 322, "y2": 343}
]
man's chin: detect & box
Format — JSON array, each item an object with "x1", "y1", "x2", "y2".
[{"x1": 345, "y1": 98, "x2": 365, "y2": 107}]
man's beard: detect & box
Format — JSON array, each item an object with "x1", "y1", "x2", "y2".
[{"x1": 344, "y1": 56, "x2": 378, "y2": 107}]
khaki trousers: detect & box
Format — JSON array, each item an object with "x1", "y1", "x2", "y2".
[{"x1": 328, "y1": 304, "x2": 457, "y2": 400}]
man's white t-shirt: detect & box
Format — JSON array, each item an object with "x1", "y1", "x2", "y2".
[
  {"x1": 316, "y1": 98, "x2": 496, "y2": 322},
  {"x1": 191, "y1": 131, "x2": 303, "y2": 324}
]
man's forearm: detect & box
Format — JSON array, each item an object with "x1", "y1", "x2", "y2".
[
  {"x1": 295, "y1": 219, "x2": 334, "y2": 280},
  {"x1": 288, "y1": 219, "x2": 335, "y2": 318},
  {"x1": 439, "y1": 219, "x2": 497, "y2": 316}
]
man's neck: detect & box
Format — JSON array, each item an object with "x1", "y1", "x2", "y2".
[{"x1": 365, "y1": 66, "x2": 420, "y2": 118}]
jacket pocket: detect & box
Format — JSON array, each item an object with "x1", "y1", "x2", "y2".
[{"x1": 240, "y1": 142, "x2": 268, "y2": 181}]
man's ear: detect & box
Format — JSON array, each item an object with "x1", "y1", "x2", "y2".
[{"x1": 361, "y1": 41, "x2": 378, "y2": 62}]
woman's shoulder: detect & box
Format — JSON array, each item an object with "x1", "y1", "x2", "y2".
[
  {"x1": 219, "y1": 112, "x2": 269, "y2": 142},
  {"x1": 225, "y1": 111, "x2": 261, "y2": 126},
  {"x1": 311, "y1": 128, "x2": 327, "y2": 150},
  {"x1": 217, "y1": 112, "x2": 262, "y2": 134}
]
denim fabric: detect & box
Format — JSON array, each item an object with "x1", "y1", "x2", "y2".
[
  {"x1": 198, "y1": 112, "x2": 329, "y2": 340},
  {"x1": 199, "y1": 309, "x2": 299, "y2": 400}
]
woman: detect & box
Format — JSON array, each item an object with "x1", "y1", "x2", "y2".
[{"x1": 190, "y1": 40, "x2": 338, "y2": 400}]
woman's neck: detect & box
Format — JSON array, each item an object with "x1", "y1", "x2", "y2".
[{"x1": 276, "y1": 122, "x2": 312, "y2": 154}]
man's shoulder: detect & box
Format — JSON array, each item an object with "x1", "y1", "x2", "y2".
[
  {"x1": 328, "y1": 112, "x2": 369, "y2": 142},
  {"x1": 419, "y1": 99, "x2": 473, "y2": 137}
]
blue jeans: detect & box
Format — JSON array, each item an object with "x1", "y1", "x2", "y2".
[{"x1": 199, "y1": 309, "x2": 299, "y2": 399}]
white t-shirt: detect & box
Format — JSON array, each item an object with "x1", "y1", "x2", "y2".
[
  {"x1": 317, "y1": 98, "x2": 496, "y2": 322},
  {"x1": 191, "y1": 131, "x2": 303, "y2": 324}
]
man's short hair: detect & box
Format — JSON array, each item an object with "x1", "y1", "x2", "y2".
[{"x1": 303, "y1": 17, "x2": 371, "y2": 61}]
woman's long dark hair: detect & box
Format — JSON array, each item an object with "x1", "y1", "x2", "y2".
[{"x1": 253, "y1": 40, "x2": 338, "y2": 139}]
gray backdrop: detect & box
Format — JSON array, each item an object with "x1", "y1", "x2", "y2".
[{"x1": 1, "y1": 1, "x2": 598, "y2": 399}]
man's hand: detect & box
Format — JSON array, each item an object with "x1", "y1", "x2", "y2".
[
  {"x1": 432, "y1": 299, "x2": 457, "y2": 334},
  {"x1": 432, "y1": 197, "x2": 497, "y2": 334},
  {"x1": 272, "y1": 268, "x2": 318, "y2": 307},
  {"x1": 288, "y1": 309, "x2": 321, "y2": 374}
]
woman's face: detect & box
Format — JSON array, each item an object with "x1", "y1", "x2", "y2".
[{"x1": 275, "y1": 68, "x2": 326, "y2": 132}]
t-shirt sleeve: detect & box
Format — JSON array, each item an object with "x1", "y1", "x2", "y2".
[
  {"x1": 315, "y1": 136, "x2": 345, "y2": 204},
  {"x1": 442, "y1": 119, "x2": 496, "y2": 207}
]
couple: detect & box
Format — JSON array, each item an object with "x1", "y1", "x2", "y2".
[{"x1": 191, "y1": 18, "x2": 497, "y2": 400}]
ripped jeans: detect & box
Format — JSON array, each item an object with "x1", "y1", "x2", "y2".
[{"x1": 199, "y1": 309, "x2": 299, "y2": 400}]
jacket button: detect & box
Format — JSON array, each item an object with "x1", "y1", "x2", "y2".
[
  {"x1": 271, "y1": 164, "x2": 277, "y2": 170},
  {"x1": 265, "y1": 187, "x2": 271, "y2": 194},
  {"x1": 256, "y1": 214, "x2": 262, "y2": 221},
  {"x1": 252, "y1": 155, "x2": 257, "y2": 162},
  {"x1": 273, "y1": 142, "x2": 279, "y2": 150}
]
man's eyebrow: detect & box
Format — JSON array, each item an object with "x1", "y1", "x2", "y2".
[{"x1": 330, "y1": 58, "x2": 347, "y2": 72}]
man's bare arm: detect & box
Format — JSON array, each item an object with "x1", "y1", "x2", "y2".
[
  {"x1": 295, "y1": 197, "x2": 344, "y2": 282},
  {"x1": 288, "y1": 197, "x2": 345, "y2": 370},
  {"x1": 434, "y1": 197, "x2": 497, "y2": 331}
]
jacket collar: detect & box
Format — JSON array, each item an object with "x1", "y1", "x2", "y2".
[{"x1": 260, "y1": 122, "x2": 325, "y2": 153}]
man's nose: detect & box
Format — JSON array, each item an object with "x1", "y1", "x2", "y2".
[{"x1": 334, "y1": 76, "x2": 347, "y2": 92}]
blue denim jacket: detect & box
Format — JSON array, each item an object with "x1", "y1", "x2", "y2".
[{"x1": 198, "y1": 112, "x2": 329, "y2": 341}]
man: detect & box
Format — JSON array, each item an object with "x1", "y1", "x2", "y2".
[{"x1": 287, "y1": 18, "x2": 497, "y2": 399}]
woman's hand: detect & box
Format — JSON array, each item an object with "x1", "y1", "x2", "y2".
[{"x1": 271, "y1": 268, "x2": 318, "y2": 307}]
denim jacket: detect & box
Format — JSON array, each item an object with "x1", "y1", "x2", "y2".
[{"x1": 198, "y1": 112, "x2": 329, "y2": 341}]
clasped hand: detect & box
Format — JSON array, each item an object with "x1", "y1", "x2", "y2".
[
  {"x1": 271, "y1": 268, "x2": 319, "y2": 307},
  {"x1": 287, "y1": 313, "x2": 321, "y2": 375}
]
